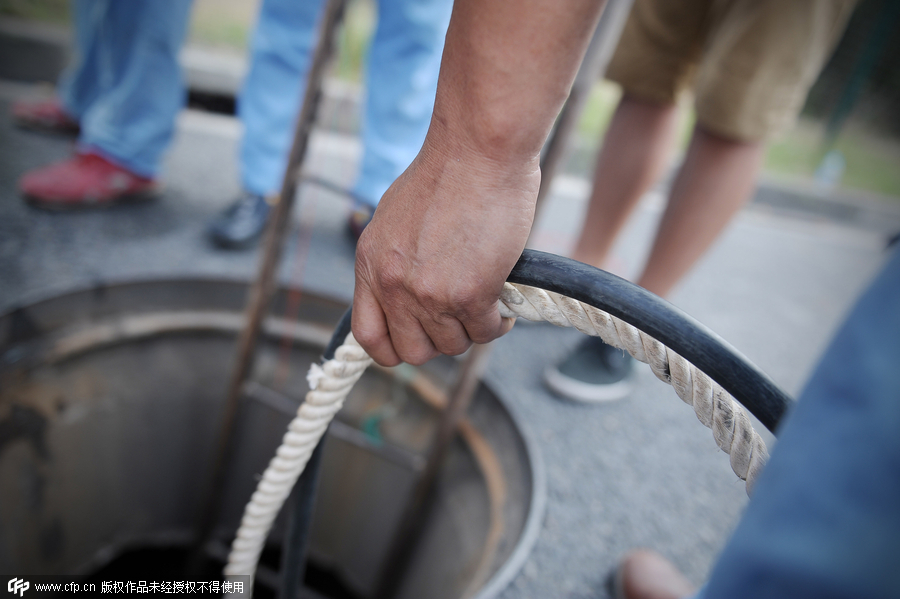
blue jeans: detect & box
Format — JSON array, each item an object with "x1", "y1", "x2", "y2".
[
  {"x1": 693, "y1": 247, "x2": 900, "y2": 599},
  {"x1": 238, "y1": 0, "x2": 452, "y2": 206},
  {"x1": 58, "y1": 0, "x2": 192, "y2": 178}
]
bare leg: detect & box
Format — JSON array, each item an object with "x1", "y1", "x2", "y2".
[
  {"x1": 544, "y1": 108, "x2": 763, "y2": 404},
  {"x1": 637, "y1": 126, "x2": 764, "y2": 297},
  {"x1": 570, "y1": 94, "x2": 679, "y2": 267}
]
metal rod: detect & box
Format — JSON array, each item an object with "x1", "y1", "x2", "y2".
[
  {"x1": 530, "y1": 0, "x2": 633, "y2": 232},
  {"x1": 191, "y1": 0, "x2": 348, "y2": 572},
  {"x1": 373, "y1": 343, "x2": 494, "y2": 599}
]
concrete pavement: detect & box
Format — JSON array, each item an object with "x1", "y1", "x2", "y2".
[{"x1": 1, "y1": 73, "x2": 896, "y2": 597}]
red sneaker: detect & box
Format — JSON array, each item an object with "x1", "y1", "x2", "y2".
[
  {"x1": 19, "y1": 153, "x2": 158, "y2": 209},
  {"x1": 11, "y1": 99, "x2": 80, "y2": 135}
]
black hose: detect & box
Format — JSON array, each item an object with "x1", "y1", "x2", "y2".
[
  {"x1": 324, "y1": 250, "x2": 791, "y2": 431},
  {"x1": 323, "y1": 308, "x2": 353, "y2": 361},
  {"x1": 278, "y1": 301, "x2": 351, "y2": 597},
  {"x1": 508, "y1": 249, "x2": 791, "y2": 432},
  {"x1": 284, "y1": 249, "x2": 792, "y2": 594}
]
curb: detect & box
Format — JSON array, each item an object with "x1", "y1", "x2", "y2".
[{"x1": 754, "y1": 176, "x2": 900, "y2": 235}]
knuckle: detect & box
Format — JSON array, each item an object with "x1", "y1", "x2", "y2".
[
  {"x1": 399, "y1": 346, "x2": 437, "y2": 366},
  {"x1": 452, "y1": 283, "x2": 488, "y2": 316},
  {"x1": 354, "y1": 238, "x2": 377, "y2": 275},
  {"x1": 438, "y1": 338, "x2": 472, "y2": 357},
  {"x1": 352, "y1": 327, "x2": 379, "y2": 352},
  {"x1": 406, "y1": 272, "x2": 443, "y2": 304},
  {"x1": 468, "y1": 328, "x2": 498, "y2": 345},
  {"x1": 372, "y1": 352, "x2": 401, "y2": 368},
  {"x1": 416, "y1": 288, "x2": 447, "y2": 314},
  {"x1": 466, "y1": 311, "x2": 504, "y2": 345},
  {"x1": 378, "y1": 258, "x2": 409, "y2": 297},
  {"x1": 453, "y1": 297, "x2": 502, "y2": 345},
  {"x1": 380, "y1": 263, "x2": 404, "y2": 288}
]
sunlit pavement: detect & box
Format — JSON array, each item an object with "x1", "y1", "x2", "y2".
[{"x1": 1, "y1": 75, "x2": 897, "y2": 597}]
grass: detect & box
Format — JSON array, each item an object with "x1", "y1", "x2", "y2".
[
  {"x1": 0, "y1": 0, "x2": 68, "y2": 23},
  {"x1": 334, "y1": 0, "x2": 375, "y2": 83},
  {"x1": 187, "y1": 0, "x2": 374, "y2": 82},
  {"x1": 765, "y1": 119, "x2": 900, "y2": 198},
  {"x1": 179, "y1": 0, "x2": 375, "y2": 82},
  {"x1": 188, "y1": 2, "x2": 255, "y2": 52}
]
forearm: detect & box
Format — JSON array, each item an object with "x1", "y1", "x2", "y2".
[
  {"x1": 429, "y1": 0, "x2": 606, "y2": 166},
  {"x1": 353, "y1": 0, "x2": 607, "y2": 366}
]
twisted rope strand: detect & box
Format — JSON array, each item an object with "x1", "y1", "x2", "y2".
[
  {"x1": 226, "y1": 285, "x2": 770, "y2": 587},
  {"x1": 498, "y1": 282, "x2": 769, "y2": 495},
  {"x1": 224, "y1": 333, "x2": 372, "y2": 592}
]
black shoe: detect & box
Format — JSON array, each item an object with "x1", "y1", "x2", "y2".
[
  {"x1": 347, "y1": 202, "x2": 375, "y2": 241},
  {"x1": 208, "y1": 192, "x2": 272, "y2": 249},
  {"x1": 543, "y1": 336, "x2": 635, "y2": 402}
]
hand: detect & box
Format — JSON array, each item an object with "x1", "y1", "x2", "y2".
[
  {"x1": 352, "y1": 137, "x2": 539, "y2": 366},
  {"x1": 350, "y1": 0, "x2": 604, "y2": 367}
]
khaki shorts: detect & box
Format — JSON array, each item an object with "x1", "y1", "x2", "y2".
[{"x1": 606, "y1": 0, "x2": 857, "y2": 141}]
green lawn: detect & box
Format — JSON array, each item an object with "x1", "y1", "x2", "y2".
[{"x1": 765, "y1": 119, "x2": 900, "y2": 198}]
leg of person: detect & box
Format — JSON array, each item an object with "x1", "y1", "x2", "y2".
[
  {"x1": 610, "y1": 3, "x2": 867, "y2": 596},
  {"x1": 569, "y1": 95, "x2": 678, "y2": 268},
  {"x1": 57, "y1": 0, "x2": 105, "y2": 121},
  {"x1": 699, "y1": 244, "x2": 900, "y2": 599},
  {"x1": 610, "y1": 248, "x2": 900, "y2": 599},
  {"x1": 78, "y1": 0, "x2": 193, "y2": 178},
  {"x1": 19, "y1": 0, "x2": 193, "y2": 208},
  {"x1": 544, "y1": 0, "x2": 709, "y2": 403},
  {"x1": 635, "y1": 126, "x2": 763, "y2": 297},
  {"x1": 544, "y1": 99, "x2": 681, "y2": 403},
  {"x1": 347, "y1": 0, "x2": 453, "y2": 239},
  {"x1": 636, "y1": 0, "x2": 856, "y2": 296},
  {"x1": 209, "y1": 0, "x2": 324, "y2": 249},
  {"x1": 547, "y1": 0, "x2": 856, "y2": 402}
]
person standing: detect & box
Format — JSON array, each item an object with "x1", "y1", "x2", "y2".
[
  {"x1": 543, "y1": 0, "x2": 858, "y2": 402},
  {"x1": 15, "y1": 0, "x2": 193, "y2": 208},
  {"x1": 207, "y1": 0, "x2": 453, "y2": 248}
]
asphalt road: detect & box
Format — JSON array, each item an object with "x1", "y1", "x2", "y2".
[{"x1": 1, "y1": 79, "x2": 894, "y2": 597}]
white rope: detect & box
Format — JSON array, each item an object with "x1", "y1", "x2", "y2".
[
  {"x1": 225, "y1": 284, "x2": 770, "y2": 587},
  {"x1": 224, "y1": 333, "x2": 372, "y2": 594},
  {"x1": 498, "y1": 282, "x2": 769, "y2": 496}
]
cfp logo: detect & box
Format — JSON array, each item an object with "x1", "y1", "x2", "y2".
[{"x1": 6, "y1": 579, "x2": 29, "y2": 597}]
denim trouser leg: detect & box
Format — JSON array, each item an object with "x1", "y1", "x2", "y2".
[
  {"x1": 238, "y1": 0, "x2": 324, "y2": 197},
  {"x1": 57, "y1": 0, "x2": 105, "y2": 119},
  {"x1": 692, "y1": 247, "x2": 900, "y2": 599},
  {"x1": 351, "y1": 0, "x2": 452, "y2": 207},
  {"x1": 62, "y1": 0, "x2": 192, "y2": 178},
  {"x1": 239, "y1": 0, "x2": 451, "y2": 202}
]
